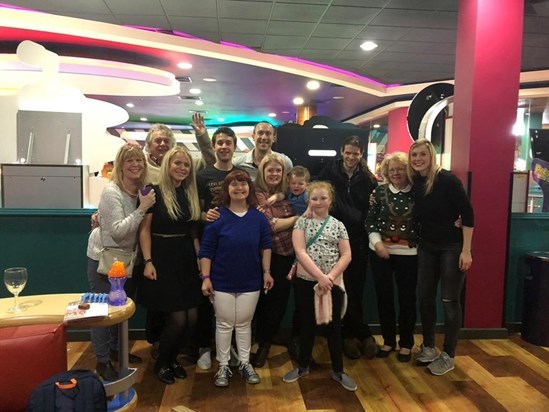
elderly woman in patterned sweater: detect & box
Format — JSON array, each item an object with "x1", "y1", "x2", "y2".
[{"x1": 365, "y1": 152, "x2": 418, "y2": 362}]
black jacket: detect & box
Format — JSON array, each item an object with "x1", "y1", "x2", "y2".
[{"x1": 317, "y1": 158, "x2": 377, "y2": 241}]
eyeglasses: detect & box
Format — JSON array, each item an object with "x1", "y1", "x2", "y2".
[{"x1": 388, "y1": 167, "x2": 406, "y2": 174}]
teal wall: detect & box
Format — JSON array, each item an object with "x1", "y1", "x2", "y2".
[
  {"x1": 0, "y1": 209, "x2": 146, "y2": 330},
  {"x1": 3, "y1": 209, "x2": 544, "y2": 332},
  {"x1": 506, "y1": 213, "x2": 549, "y2": 324}
]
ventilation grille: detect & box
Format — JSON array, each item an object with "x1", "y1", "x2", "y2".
[{"x1": 176, "y1": 76, "x2": 192, "y2": 83}]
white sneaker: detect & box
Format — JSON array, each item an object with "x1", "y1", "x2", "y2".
[{"x1": 197, "y1": 347, "x2": 211, "y2": 370}]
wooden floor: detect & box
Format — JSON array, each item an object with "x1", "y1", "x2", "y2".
[{"x1": 67, "y1": 334, "x2": 549, "y2": 412}]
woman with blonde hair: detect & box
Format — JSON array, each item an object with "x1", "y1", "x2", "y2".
[
  {"x1": 365, "y1": 152, "x2": 418, "y2": 362},
  {"x1": 86, "y1": 144, "x2": 156, "y2": 381},
  {"x1": 408, "y1": 139, "x2": 474, "y2": 376},
  {"x1": 139, "y1": 146, "x2": 203, "y2": 384},
  {"x1": 252, "y1": 153, "x2": 298, "y2": 367}
]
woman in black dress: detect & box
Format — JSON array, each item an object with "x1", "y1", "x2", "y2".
[{"x1": 139, "y1": 146, "x2": 202, "y2": 384}]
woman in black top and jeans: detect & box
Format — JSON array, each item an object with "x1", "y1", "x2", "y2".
[{"x1": 408, "y1": 139, "x2": 474, "y2": 376}]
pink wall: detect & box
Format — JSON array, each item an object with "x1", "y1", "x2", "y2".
[
  {"x1": 387, "y1": 108, "x2": 414, "y2": 154},
  {"x1": 452, "y1": 0, "x2": 524, "y2": 327}
]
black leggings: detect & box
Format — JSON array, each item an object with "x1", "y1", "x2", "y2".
[
  {"x1": 157, "y1": 308, "x2": 197, "y2": 368},
  {"x1": 294, "y1": 277, "x2": 344, "y2": 373}
]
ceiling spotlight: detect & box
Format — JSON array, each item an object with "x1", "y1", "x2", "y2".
[
  {"x1": 203, "y1": 78, "x2": 217, "y2": 82},
  {"x1": 126, "y1": 103, "x2": 134, "y2": 108},
  {"x1": 293, "y1": 97, "x2": 304, "y2": 105},
  {"x1": 360, "y1": 41, "x2": 378, "y2": 51},
  {"x1": 268, "y1": 113, "x2": 276, "y2": 118},
  {"x1": 281, "y1": 111, "x2": 290, "y2": 114},
  {"x1": 140, "y1": 117, "x2": 148, "y2": 121},
  {"x1": 307, "y1": 80, "x2": 320, "y2": 90},
  {"x1": 373, "y1": 124, "x2": 381, "y2": 129},
  {"x1": 177, "y1": 62, "x2": 193, "y2": 69},
  {"x1": 195, "y1": 100, "x2": 204, "y2": 106},
  {"x1": 332, "y1": 96, "x2": 345, "y2": 100},
  {"x1": 189, "y1": 88, "x2": 201, "y2": 95}
]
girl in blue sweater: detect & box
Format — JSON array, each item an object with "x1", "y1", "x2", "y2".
[{"x1": 199, "y1": 170, "x2": 273, "y2": 387}]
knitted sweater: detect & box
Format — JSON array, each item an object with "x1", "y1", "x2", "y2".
[
  {"x1": 87, "y1": 182, "x2": 144, "y2": 260},
  {"x1": 199, "y1": 207, "x2": 272, "y2": 293},
  {"x1": 365, "y1": 183, "x2": 418, "y2": 255},
  {"x1": 412, "y1": 169, "x2": 474, "y2": 245}
]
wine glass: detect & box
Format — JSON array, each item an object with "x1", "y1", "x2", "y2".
[{"x1": 4, "y1": 267, "x2": 28, "y2": 313}]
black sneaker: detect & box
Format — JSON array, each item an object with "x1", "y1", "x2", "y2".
[
  {"x1": 96, "y1": 361, "x2": 118, "y2": 382},
  {"x1": 252, "y1": 345, "x2": 270, "y2": 368}
]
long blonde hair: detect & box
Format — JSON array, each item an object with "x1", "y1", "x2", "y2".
[
  {"x1": 255, "y1": 153, "x2": 288, "y2": 195},
  {"x1": 158, "y1": 146, "x2": 201, "y2": 221},
  {"x1": 110, "y1": 144, "x2": 147, "y2": 187},
  {"x1": 407, "y1": 139, "x2": 441, "y2": 195}
]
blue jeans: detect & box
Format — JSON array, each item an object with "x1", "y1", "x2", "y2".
[
  {"x1": 87, "y1": 258, "x2": 118, "y2": 363},
  {"x1": 417, "y1": 241, "x2": 465, "y2": 358}
]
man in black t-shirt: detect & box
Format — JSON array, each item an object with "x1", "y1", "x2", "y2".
[{"x1": 197, "y1": 127, "x2": 241, "y2": 217}]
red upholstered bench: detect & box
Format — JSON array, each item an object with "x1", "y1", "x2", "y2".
[{"x1": 0, "y1": 323, "x2": 67, "y2": 412}]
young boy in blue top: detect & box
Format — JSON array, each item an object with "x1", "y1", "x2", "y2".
[{"x1": 267, "y1": 165, "x2": 310, "y2": 215}]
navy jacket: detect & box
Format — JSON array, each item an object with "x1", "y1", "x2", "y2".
[{"x1": 317, "y1": 158, "x2": 377, "y2": 242}]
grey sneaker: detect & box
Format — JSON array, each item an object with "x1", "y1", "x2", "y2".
[
  {"x1": 229, "y1": 345, "x2": 240, "y2": 368},
  {"x1": 239, "y1": 362, "x2": 260, "y2": 384},
  {"x1": 427, "y1": 351, "x2": 455, "y2": 376},
  {"x1": 197, "y1": 347, "x2": 211, "y2": 370},
  {"x1": 416, "y1": 344, "x2": 437, "y2": 365},
  {"x1": 332, "y1": 372, "x2": 357, "y2": 391},
  {"x1": 282, "y1": 367, "x2": 310, "y2": 383},
  {"x1": 214, "y1": 365, "x2": 233, "y2": 387}
]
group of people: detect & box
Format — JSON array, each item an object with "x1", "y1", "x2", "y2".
[{"x1": 86, "y1": 118, "x2": 474, "y2": 391}]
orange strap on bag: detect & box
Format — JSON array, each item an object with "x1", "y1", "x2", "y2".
[{"x1": 55, "y1": 378, "x2": 77, "y2": 390}]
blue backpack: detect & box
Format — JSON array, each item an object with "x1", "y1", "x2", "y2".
[{"x1": 27, "y1": 370, "x2": 106, "y2": 412}]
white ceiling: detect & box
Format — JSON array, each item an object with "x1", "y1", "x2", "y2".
[{"x1": 2, "y1": 0, "x2": 549, "y2": 127}]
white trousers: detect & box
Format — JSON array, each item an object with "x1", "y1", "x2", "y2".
[{"x1": 212, "y1": 290, "x2": 260, "y2": 366}]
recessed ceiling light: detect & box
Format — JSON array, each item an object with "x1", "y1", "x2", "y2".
[
  {"x1": 203, "y1": 78, "x2": 217, "y2": 82},
  {"x1": 195, "y1": 100, "x2": 204, "y2": 106},
  {"x1": 177, "y1": 62, "x2": 193, "y2": 69},
  {"x1": 189, "y1": 88, "x2": 201, "y2": 95},
  {"x1": 332, "y1": 96, "x2": 344, "y2": 100},
  {"x1": 360, "y1": 41, "x2": 378, "y2": 51},
  {"x1": 268, "y1": 113, "x2": 276, "y2": 117},
  {"x1": 306, "y1": 80, "x2": 320, "y2": 90},
  {"x1": 140, "y1": 117, "x2": 148, "y2": 121},
  {"x1": 373, "y1": 124, "x2": 380, "y2": 129},
  {"x1": 126, "y1": 103, "x2": 134, "y2": 108},
  {"x1": 217, "y1": 117, "x2": 225, "y2": 122},
  {"x1": 281, "y1": 111, "x2": 290, "y2": 114},
  {"x1": 293, "y1": 97, "x2": 304, "y2": 105}
]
